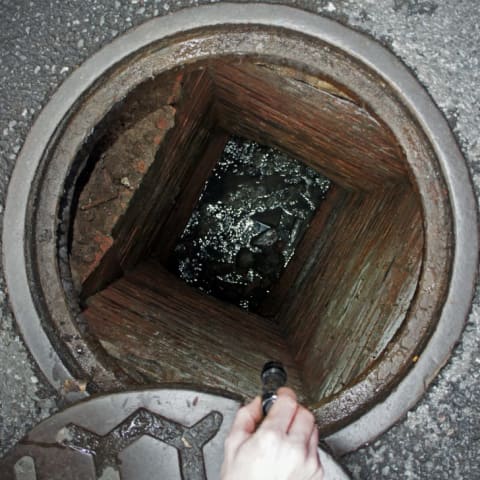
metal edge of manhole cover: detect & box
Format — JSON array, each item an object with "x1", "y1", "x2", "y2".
[
  {"x1": 0, "y1": 388, "x2": 351, "y2": 480},
  {"x1": 2, "y1": 4, "x2": 478, "y2": 455}
]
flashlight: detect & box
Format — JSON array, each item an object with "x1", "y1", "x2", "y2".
[{"x1": 261, "y1": 360, "x2": 287, "y2": 416}]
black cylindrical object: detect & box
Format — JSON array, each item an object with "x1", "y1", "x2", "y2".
[{"x1": 261, "y1": 360, "x2": 287, "y2": 415}]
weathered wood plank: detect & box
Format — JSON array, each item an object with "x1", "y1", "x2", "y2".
[
  {"x1": 211, "y1": 60, "x2": 407, "y2": 190},
  {"x1": 277, "y1": 186, "x2": 423, "y2": 400},
  {"x1": 84, "y1": 261, "x2": 305, "y2": 400},
  {"x1": 114, "y1": 69, "x2": 216, "y2": 270},
  {"x1": 81, "y1": 69, "x2": 216, "y2": 296},
  {"x1": 257, "y1": 186, "x2": 344, "y2": 318},
  {"x1": 71, "y1": 69, "x2": 185, "y2": 292},
  {"x1": 151, "y1": 129, "x2": 231, "y2": 263}
]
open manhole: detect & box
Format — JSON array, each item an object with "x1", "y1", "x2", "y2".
[{"x1": 3, "y1": 4, "x2": 477, "y2": 454}]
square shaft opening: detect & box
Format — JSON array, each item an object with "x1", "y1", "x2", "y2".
[{"x1": 70, "y1": 58, "x2": 424, "y2": 403}]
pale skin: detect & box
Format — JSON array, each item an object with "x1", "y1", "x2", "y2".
[{"x1": 221, "y1": 387, "x2": 324, "y2": 480}]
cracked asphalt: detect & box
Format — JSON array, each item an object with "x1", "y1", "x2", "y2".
[{"x1": 0, "y1": 1, "x2": 479, "y2": 478}]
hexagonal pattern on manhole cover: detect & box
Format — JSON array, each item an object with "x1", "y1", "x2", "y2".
[
  {"x1": 1, "y1": 389, "x2": 235, "y2": 480},
  {"x1": 0, "y1": 389, "x2": 350, "y2": 480}
]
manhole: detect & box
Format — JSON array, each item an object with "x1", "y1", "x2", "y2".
[
  {"x1": 3, "y1": 4, "x2": 477, "y2": 454},
  {"x1": 0, "y1": 389, "x2": 350, "y2": 480}
]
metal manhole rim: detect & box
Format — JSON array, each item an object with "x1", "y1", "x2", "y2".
[{"x1": 2, "y1": 3, "x2": 478, "y2": 455}]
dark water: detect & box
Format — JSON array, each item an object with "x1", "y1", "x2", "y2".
[{"x1": 171, "y1": 136, "x2": 331, "y2": 312}]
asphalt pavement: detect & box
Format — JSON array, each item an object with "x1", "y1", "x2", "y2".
[{"x1": 0, "y1": 1, "x2": 479, "y2": 478}]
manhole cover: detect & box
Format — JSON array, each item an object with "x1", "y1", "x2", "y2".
[
  {"x1": 0, "y1": 389, "x2": 349, "y2": 480},
  {"x1": 3, "y1": 4, "x2": 477, "y2": 454}
]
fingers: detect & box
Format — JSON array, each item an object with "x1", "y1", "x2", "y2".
[
  {"x1": 259, "y1": 387, "x2": 298, "y2": 433},
  {"x1": 288, "y1": 406, "x2": 316, "y2": 444},
  {"x1": 276, "y1": 387, "x2": 297, "y2": 402},
  {"x1": 307, "y1": 424, "x2": 320, "y2": 463},
  {"x1": 306, "y1": 424, "x2": 322, "y2": 480},
  {"x1": 224, "y1": 396, "x2": 262, "y2": 456},
  {"x1": 223, "y1": 387, "x2": 324, "y2": 480},
  {"x1": 231, "y1": 396, "x2": 263, "y2": 435}
]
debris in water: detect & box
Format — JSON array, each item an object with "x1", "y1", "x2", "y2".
[{"x1": 171, "y1": 135, "x2": 331, "y2": 311}]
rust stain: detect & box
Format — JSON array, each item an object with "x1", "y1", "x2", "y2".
[
  {"x1": 167, "y1": 73, "x2": 184, "y2": 104},
  {"x1": 62, "y1": 378, "x2": 88, "y2": 394},
  {"x1": 134, "y1": 159, "x2": 147, "y2": 174},
  {"x1": 94, "y1": 233, "x2": 114, "y2": 254},
  {"x1": 80, "y1": 233, "x2": 114, "y2": 282},
  {"x1": 156, "y1": 117, "x2": 170, "y2": 130}
]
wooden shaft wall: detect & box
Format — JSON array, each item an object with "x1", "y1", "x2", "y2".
[
  {"x1": 82, "y1": 69, "x2": 216, "y2": 296},
  {"x1": 84, "y1": 261, "x2": 305, "y2": 400},
  {"x1": 277, "y1": 186, "x2": 423, "y2": 401},
  {"x1": 211, "y1": 60, "x2": 407, "y2": 191},
  {"x1": 73, "y1": 59, "x2": 424, "y2": 405}
]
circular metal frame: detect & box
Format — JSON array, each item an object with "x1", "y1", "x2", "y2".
[{"x1": 3, "y1": 4, "x2": 478, "y2": 453}]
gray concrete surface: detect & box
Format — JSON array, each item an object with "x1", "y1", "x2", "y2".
[{"x1": 0, "y1": 1, "x2": 478, "y2": 478}]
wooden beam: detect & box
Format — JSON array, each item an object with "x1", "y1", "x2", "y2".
[
  {"x1": 277, "y1": 186, "x2": 423, "y2": 401},
  {"x1": 211, "y1": 60, "x2": 407, "y2": 190},
  {"x1": 150, "y1": 129, "x2": 231, "y2": 263},
  {"x1": 84, "y1": 261, "x2": 305, "y2": 401},
  {"x1": 257, "y1": 185, "x2": 344, "y2": 318},
  {"x1": 80, "y1": 69, "x2": 216, "y2": 297}
]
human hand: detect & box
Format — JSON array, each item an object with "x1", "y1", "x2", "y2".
[{"x1": 221, "y1": 387, "x2": 323, "y2": 480}]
